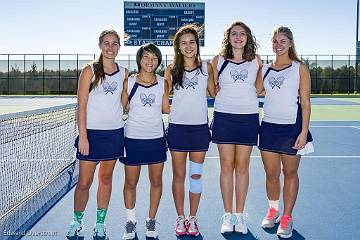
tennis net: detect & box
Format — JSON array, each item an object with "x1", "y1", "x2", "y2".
[{"x1": 0, "y1": 103, "x2": 78, "y2": 239}]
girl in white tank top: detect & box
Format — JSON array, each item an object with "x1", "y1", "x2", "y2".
[
  {"x1": 68, "y1": 30, "x2": 126, "y2": 239},
  {"x1": 120, "y1": 43, "x2": 170, "y2": 239},
  {"x1": 164, "y1": 24, "x2": 216, "y2": 236},
  {"x1": 210, "y1": 21, "x2": 262, "y2": 234},
  {"x1": 257, "y1": 26, "x2": 313, "y2": 238}
]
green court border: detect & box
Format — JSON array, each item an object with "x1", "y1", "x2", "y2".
[{"x1": 208, "y1": 106, "x2": 360, "y2": 121}]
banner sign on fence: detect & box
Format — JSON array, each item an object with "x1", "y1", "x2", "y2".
[{"x1": 124, "y1": 1, "x2": 205, "y2": 46}]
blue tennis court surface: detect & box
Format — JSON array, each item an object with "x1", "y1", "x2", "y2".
[
  {"x1": 0, "y1": 96, "x2": 76, "y2": 114},
  {"x1": 310, "y1": 98, "x2": 360, "y2": 105},
  {"x1": 23, "y1": 120, "x2": 360, "y2": 240}
]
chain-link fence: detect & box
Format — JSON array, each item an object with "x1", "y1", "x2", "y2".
[{"x1": 0, "y1": 54, "x2": 359, "y2": 94}]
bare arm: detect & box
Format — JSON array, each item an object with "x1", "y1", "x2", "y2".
[
  {"x1": 211, "y1": 55, "x2": 222, "y2": 95},
  {"x1": 210, "y1": 55, "x2": 219, "y2": 86},
  {"x1": 162, "y1": 80, "x2": 170, "y2": 113},
  {"x1": 255, "y1": 55, "x2": 265, "y2": 96},
  {"x1": 293, "y1": 62, "x2": 311, "y2": 150},
  {"x1": 164, "y1": 64, "x2": 173, "y2": 93},
  {"x1": 77, "y1": 65, "x2": 93, "y2": 155},
  {"x1": 121, "y1": 68, "x2": 129, "y2": 110},
  {"x1": 206, "y1": 62, "x2": 216, "y2": 97}
]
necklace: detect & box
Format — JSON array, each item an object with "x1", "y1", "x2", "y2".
[
  {"x1": 273, "y1": 60, "x2": 292, "y2": 68},
  {"x1": 137, "y1": 74, "x2": 157, "y2": 84}
]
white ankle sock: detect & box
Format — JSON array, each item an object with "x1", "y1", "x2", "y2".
[
  {"x1": 126, "y1": 207, "x2": 136, "y2": 222},
  {"x1": 268, "y1": 200, "x2": 279, "y2": 211}
]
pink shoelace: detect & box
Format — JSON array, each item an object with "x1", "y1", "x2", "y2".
[
  {"x1": 175, "y1": 217, "x2": 187, "y2": 233},
  {"x1": 186, "y1": 217, "x2": 199, "y2": 234},
  {"x1": 280, "y1": 215, "x2": 292, "y2": 229},
  {"x1": 265, "y1": 207, "x2": 278, "y2": 220}
]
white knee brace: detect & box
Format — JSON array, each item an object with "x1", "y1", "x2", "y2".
[{"x1": 189, "y1": 160, "x2": 203, "y2": 193}]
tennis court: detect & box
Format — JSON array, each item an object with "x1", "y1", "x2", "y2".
[
  {"x1": 0, "y1": 96, "x2": 76, "y2": 115},
  {"x1": 1, "y1": 96, "x2": 359, "y2": 240}
]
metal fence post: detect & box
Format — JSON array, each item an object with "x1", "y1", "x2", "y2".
[
  {"x1": 42, "y1": 54, "x2": 45, "y2": 95},
  {"x1": 331, "y1": 55, "x2": 334, "y2": 94},
  {"x1": 128, "y1": 54, "x2": 130, "y2": 69},
  {"x1": 23, "y1": 54, "x2": 26, "y2": 94},
  {"x1": 348, "y1": 55, "x2": 351, "y2": 94},
  {"x1": 58, "y1": 54, "x2": 61, "y2": 95},
  {"x1": 7, "y1": 54, "x2": 10, "y2": 95},
  {"x1": 315, "y1": 55, "x2": 318, "y2": 94},
  {"x1": 76, "y1": 54, "x2": 79, "y2": 94}
]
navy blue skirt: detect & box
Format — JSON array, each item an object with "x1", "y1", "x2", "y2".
[
  {"x1": 259, "y1": 107, "x2": 313, "y2": 155},
  {"x1": 211, "y1": 111, "x2": 259, "y2": 145},
  {"x1": 167, "y1": 123, "x2": 211, "y2": 152},
  {"x1": 75, "y1": 128, "x2": 125, "y2": 161},
  {"x1": 121, "y1": 137, "x2": 167, "y2": 166}
]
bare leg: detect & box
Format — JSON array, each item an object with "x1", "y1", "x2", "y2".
[
  {"x1": 74, "y1": 160, "x2": 97, "y2": 211},
  {"x1": 260, "y1": 151, "x2": 281, "y2": 201},
  {"x1": 234, "y1": 145, "x2": 252, "y2": 213},
  {"x1": 217, "y1": 144, "x2": 235, "y2": 213},
  {"x1": 123, "y1": 165, "x2": 141, "y2": 209},
  {"x1": 97, "y1": 160, "x2": 117, "y2": 208},
  {"x1": 171, "y1": 151, "x2": 187, "y2": 216},
  {"x1": 148, "y1": 162, "x2": 165, "y2": 219},
  {"x1": 281, "y1": 154, "x2": 301, "y2": 216}
]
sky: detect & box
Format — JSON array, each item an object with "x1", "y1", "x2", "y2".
[{"x1": 0, "y1": 0, "x2": 358, "y2": 56}]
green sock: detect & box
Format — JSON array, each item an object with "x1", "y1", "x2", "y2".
[
  {"x1": 96, "y1": 208, "x2": 108, "y2": 224},
  {"x1": 73, "y1": 211, "x2": 84, "y2": 223}
]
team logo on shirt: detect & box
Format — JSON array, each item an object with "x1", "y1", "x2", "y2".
[
  {"x1": 140, "y1": 93, "x2": 156, "y2": 106},
  {"x1": 102, "y1": 81, "x2": 118, "y2": 94},
  {"x1": 268, "y1": 76, "x2": 285, "y2": 89},
  {"x1": 230, "y1": 69, "x2": 248, "y2": 82},
  {"x1": 183, "y1": 75, "x2": 199, "y2": 89}
]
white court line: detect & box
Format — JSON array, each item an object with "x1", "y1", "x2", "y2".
[
  {"x1": 309, "y1": 125, "x2": 360, "y2": 131},
  {"x1": 310, "y1": 126, "x2": 360, "y2": 128},
  {"x1": 205, "y1": 155, "x2": 360, "y2": 159}
]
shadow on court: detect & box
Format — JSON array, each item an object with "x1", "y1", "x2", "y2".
[
  {"x1": 221, "y1": 231, "x2": 257, "y2": 240},
  {"x1": 146, "y1": 236, "x2": 158, "y2": 240},
  {"x1": 262, "y1": 226, "x2": 278, "y2": 235},
  {"x1": 285, "y1": 230, "x2": 305, "y2": 240},
  {"x1": 262, "y1": 226, "x2": 305, "y2": 240},
  {"x1": 176, "y1": 234, "x2": 203, "y2": 240}
]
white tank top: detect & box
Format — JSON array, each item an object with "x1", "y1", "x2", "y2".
[
  {"x1": 214, "y1": 56, "x2": 259, "y2": 114},
  {"x1": 125, "y1": 74, "x2": 165, "y2": 139},
  {"x1": 262, "y1": 61, "x2": 301, "y2": 124},
  {"x1": 169, "y1": 62, "x2": 209, "y2": 125},
  {"x1": 86, "y1": 63, "x2": 125, "y2": 130}
]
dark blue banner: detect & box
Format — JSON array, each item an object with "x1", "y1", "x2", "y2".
[{"x1": 124, "y1": 1, "x2": 205, "y2": 46}]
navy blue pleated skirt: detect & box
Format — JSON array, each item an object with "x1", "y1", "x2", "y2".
[
  {"x1": 211, "y1": 111, "x2": 259, "y2": 145},
  {"x1": 120, "y1": 137, "x2": 167, "y2": 166},
  {"x1": 75, "y1": 128, "x2": 125, "y2": 161},
  {"x1": 167, "y1": 123, "x2": 211, "y2": 152},
  {"x1": 259, "y1": 107, "x2": 313, "y2": 155}
]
